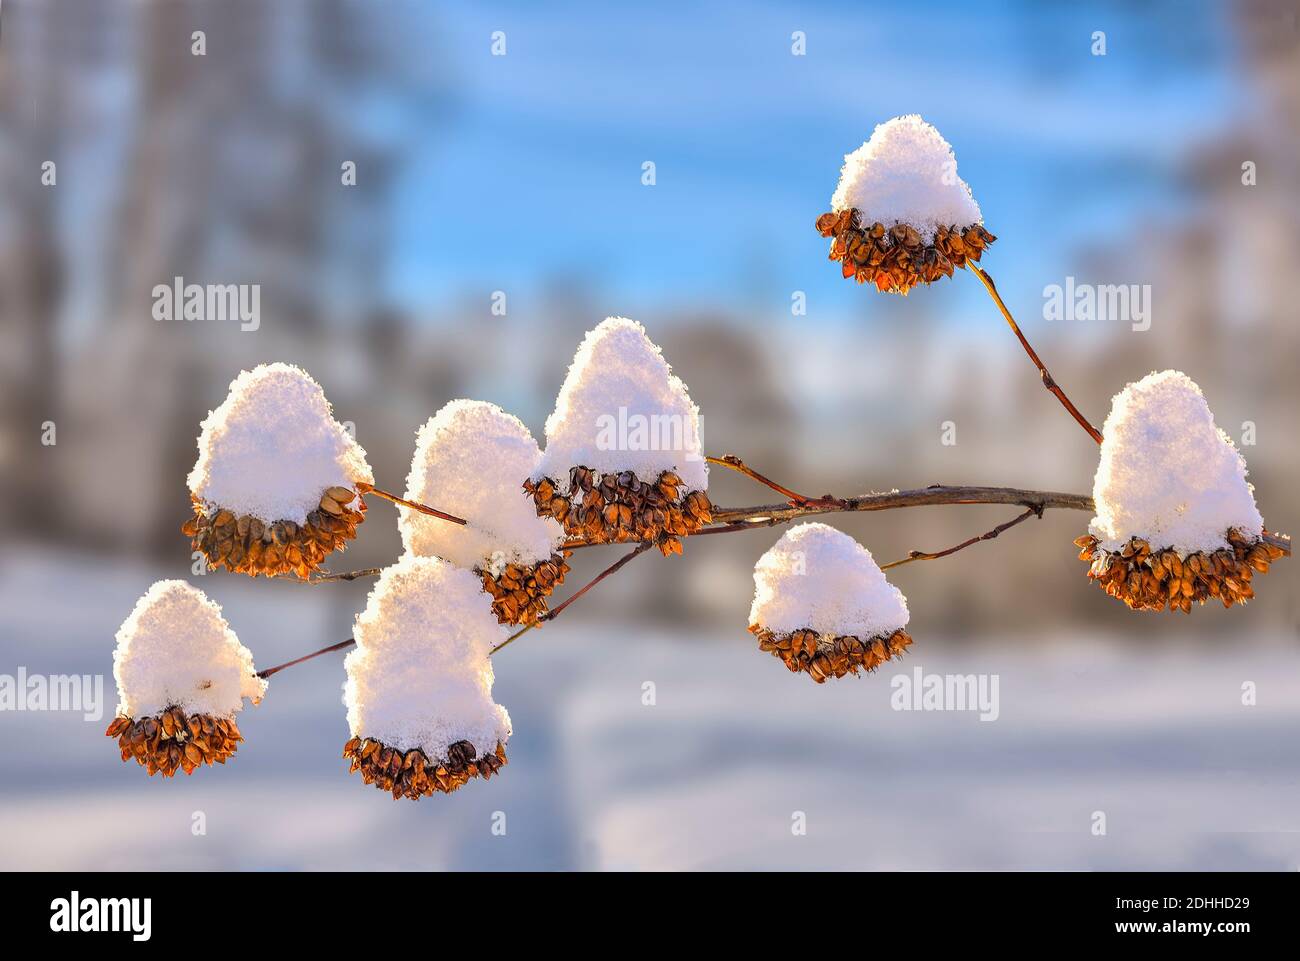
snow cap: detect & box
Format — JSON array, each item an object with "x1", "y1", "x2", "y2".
[
  {"x1": 1090, "y1": 370, "x2": 1263, "y2": 554},
  {"x1": 749, "y1": 523, "x2": 909, "y2": 639},
  {"x1": 401, "y1": 400, "x2": 563, "y2": 573},
  {"x1": 113, "y1": 580, "x2": 266, "y2": 719},
  {"x1": 830, "y1": 115, "x2": 982, "y2": 243},
  {"x1": 535, "y1": 317, "x2": 707, "y2": 492},
  {"x1": 188, "y1": 363, "x2": 373, "y2": 525},
  {"x1": 344, "y1": 555, "x2": 511, "y2": 761}
]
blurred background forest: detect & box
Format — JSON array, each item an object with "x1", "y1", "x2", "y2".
[{"x1": 1, "y1": 0, "x2": 1297, "y2": 870}]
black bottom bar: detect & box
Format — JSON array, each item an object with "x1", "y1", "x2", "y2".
[{"x1": 10, "y1": 871, "x2": 1291, "y2": 946}]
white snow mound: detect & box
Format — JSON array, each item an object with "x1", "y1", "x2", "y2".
[
  {"x1": 1090, "y1": 369, "x2": 1263, "y2": 554},
  {"x1": 401, "y1": 400, "x2": 563, "y2": 573},
  {"x1": 113, "y1": 580, "x2": 266, "y2": 719},
  {"x1": 344, "y1": 555, "x2": 511, "y2": 761},
  {"x1": 749, "y1": 523, "x2": 909, "y2": 639},
  {"x1": 188, "y1": 363, "x2": 373, "y2": 525},
  {"x1": 830, "y1": 115, "x2": 982, "y2": 243},
  {"x1": 535, "y1": 317, "x2": 707, "y2": 492}
]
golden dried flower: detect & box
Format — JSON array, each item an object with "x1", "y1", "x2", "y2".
[
  {"x1": 821, "y1": 116, "x2": 993, "y2": 294},
  {"x1": 343, "y1": 556, "x2": 512, "y2": 801},
  {"x1": 106, "y1": 707, "x2": 244, "y2": 777},
  {"x1": 1074, "y1": 529, "x2": 1287, "y2": 613},
  {"x1": 182, "y1": 486, "x2": 366, "y2": 579},
  {"x1": 531, "y1": 318, "x2": 710, "y2": 553},
  {"x1": 343, "y1": 736, "x2": 507, "y2": 800},
  {"x1": 525, "y1": 467, "x2": 713, "y2": 555},
  {"x1": 816, "y1": 209, "x2": 996, "y2": 295},
  {"x1": 748, "y1": 523, "x2": 911, "y2": 682},
  {"x1": 479, "y1": 552, "x2": 572, "y2": 626},
  {"x1": 748, "y1": 624, "x2": 913, "y2": 683}
]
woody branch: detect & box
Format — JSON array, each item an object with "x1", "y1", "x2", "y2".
[
  {"x1": 263, "y1": 451, "x2": 1291, "y2": 674},
  {"x1": 261, "y1": 480, "x2": 1221, "y2": 678}
]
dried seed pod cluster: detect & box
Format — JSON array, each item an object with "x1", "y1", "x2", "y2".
[
  {"x1": 399, "y1": 400, "x2": 567, "y2": 622},
  {"x1": 749, "y1": 625, "x2": 914, "y2": 683},
  {"x1": 106, "y1": 708, "x2": 245, "y2": 777},
  {"x1": 533, "y1": 317, "x2": 709, "y2": 554},
  {"x1": 187, "y1": 362, "x2": 373, "y2": 577},
  {"x1": 748, "y1": 523, "x2": 911, "y2": 683},
  {"x1": 816, "y1": 209, "x2": 995, "y2": 294},
  {"x1": 343, "y1": 736, "x2": 507, "y2": 800},
  {"x1": 183, "y1": 486, "x2": 365, "y2": 579},
  {"x1": 109, "y1": 581, "x2": 264, "y2": 778},
  {"x1": 525, "y1": 467, "x2": 713, "y2": 555},
  {"x1": 823, "y1": 115, "x2": 990, "y2": 294},
  {"x1": 1075, "y1": 530, "x2": 1285, "y2": 613},
  {"x1": 1083, "y1": 369, "x2": 1286, "y2": 611},
  {"x1": 480, "y1": 552, "x2": 571, "y2": 626},
  {"x1": 343, "y1": 556, "x2": 512, "y2": 801}
]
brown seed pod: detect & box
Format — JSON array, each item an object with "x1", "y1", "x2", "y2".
[
  {"x1": 1073, "y1": 528, "x2": 1285, "y2": 613},
  {"x1": 342, "y1": 736, "x2": 508, "y2": 800},
  {"x1": 748, "y1": 623, "x2": 913, "y2": 683},
  {"x1": 183, "y1": 487, "x2": 368, "y2": 580},
  {"x1": 815, "y1": 209, "x2": 995, "y2": 295},
  {"x1": 524, "y1": 467, "x2": 711, "y2": 554},
  {"x1": 105, "y1": 706, "x2": 244, "y2": 777},
  {"x1": 478, "y1": 552, "x2": 572, "y2": 626}
]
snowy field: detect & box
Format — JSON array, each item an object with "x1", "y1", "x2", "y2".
[{"x1": 2, "y1": 546, "x2": 1298, "y2": 871}]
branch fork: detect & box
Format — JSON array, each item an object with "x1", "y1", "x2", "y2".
[{"x1": 706, "y1": 453, "x2": 837, "y2": 508}]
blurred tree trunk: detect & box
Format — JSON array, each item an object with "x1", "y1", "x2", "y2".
[{"x1": 0, "y1": 0, "x2": 85, "y2": 536}]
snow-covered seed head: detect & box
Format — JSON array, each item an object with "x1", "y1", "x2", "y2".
[
  {"x1": 1076, "y1": 370, "x2": 1284, "y2": 613},
  {"x1": 748, "y1": 523, "x2": 912, "y2": 683},
  {"x1": 527, "y1": 317, "x2": 712, "y2": 555},
  {"x1": 106, "y1": 580, "x2": 265, "y2": 776},
  {"x1": 816, "y1": 115, "x2": 995, "y2": 294},
  {"x1": 342, "y1": 555, "x2": 511, "y2": 799},
  {"x1": 830, "y1": 116, "x2": 983, "y2": 239},
  {"x1": 400, "y1": 400, "x2": 569, "y2": 626},
  {"x1": 184, "y1": 363, "x2": 374, "y2": 579}
]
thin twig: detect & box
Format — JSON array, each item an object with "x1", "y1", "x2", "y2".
[
  {"x1": 706, "y1": 454, "x2": 829, "y2": 506},
  {"x1": 709, "y1": 484, "x2": 1095, "y2": 526},
  {"x1": 541, "y1": 541, "x2": 652, "y2": 623},
  {"x1": 670, "y1": 517, "x2": 789, "y2": 538},
  {"x1": 880, "y1": 506, "x2": 1040, "y2": 571},
  {"x1": 356, "y1": 482, "x2": 467, "y2": 525},
  {"x1": 489, "y1": 542, "x2": 653, "y2": 655},
  {"x1": 1262, "y1": 531, "x2": 1293, "y2": 556},
  {"x1": 490, "y1": 624, "x2": 535, "y2": 656},
  {"x1": 279, "y1": 567, "x2": 384, "y2": 584},
  {"x1": 968, "y1": 262, "x2": 1104, "y2": 445},
  {"x1": 257, "y1": 639, "x2": 355, "y2": 679}
]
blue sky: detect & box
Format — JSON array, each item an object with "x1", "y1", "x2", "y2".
[{"x1": 389, "y1": 1, "x2": 1237, "y2": 326}]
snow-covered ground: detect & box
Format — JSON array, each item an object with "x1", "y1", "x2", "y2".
[{"x1": 2, "y1": 547, "x2": 1298, "y2": 870}]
